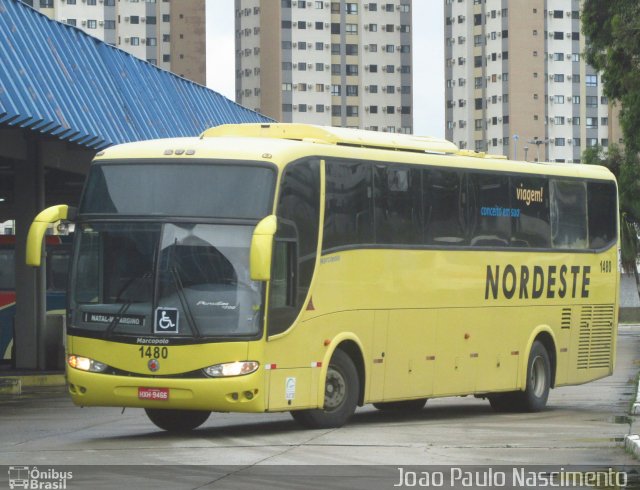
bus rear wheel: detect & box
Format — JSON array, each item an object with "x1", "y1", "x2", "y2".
[
  {"x1": 290, "y1": 349, "x2": 359, "y2": 429},
  {"x1": 373, "y1": 399, "x2": 427, "y2": 411},
  {"x1": 489, "y1": 340, "x2": 551, "y2": 413},
  {"x1": 145, "y1": 408, "x2": 210, "y2": 432}
]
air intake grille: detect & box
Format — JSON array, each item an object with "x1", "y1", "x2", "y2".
[{"x1": 577, "y1": 304, "x2": 614, "y2": 370}]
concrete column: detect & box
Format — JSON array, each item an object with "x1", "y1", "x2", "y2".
[{"x1": 14, "y1": 137, "x2": 46, "y2": 370}]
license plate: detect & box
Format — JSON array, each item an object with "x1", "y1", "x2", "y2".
[{"x1": 138, "y1": 387, "x2": 169, "y2": 401}]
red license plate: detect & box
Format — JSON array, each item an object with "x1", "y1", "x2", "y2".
[{"x1": 138, "y1": 387, "x2": 169, "y2": 401}]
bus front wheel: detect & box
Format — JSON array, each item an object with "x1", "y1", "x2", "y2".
[
  {"x1": 489, "y1": 340, "x2": 551, "y2": 413},
  {"x1": 290, "y1": 349, "x2": 359, "y2": 429},
  {"x1": 145, "y1": 408, "x2": 210, "y2": 432}
]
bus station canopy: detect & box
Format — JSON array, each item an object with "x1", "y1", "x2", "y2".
[{"x1": 0, "y1": 0, "x2": 271, "y2": 150}]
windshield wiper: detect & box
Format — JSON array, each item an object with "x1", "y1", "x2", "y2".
[
  {"x1": 105, "y1": 301, "x2": 133, "y2": 339},
  {"x1": 170, "y1": 266, "x2": 202, "y2": 339}
]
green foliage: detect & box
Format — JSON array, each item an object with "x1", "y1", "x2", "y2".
[{"x1": 583, "y1": 0, "x2": 640, "y2": 154}]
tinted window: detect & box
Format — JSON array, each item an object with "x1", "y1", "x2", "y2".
[
  {"x1": 550, "y1": 180, "x2": 588, "y2": 249},
  {"x1": 511, "y1": 177, "x2": 550, "y2": 248},
  {"x1": 324, "y1": 160, "x2": 373, "y2": 250},
  {"x1": 81, "y1": 163, "x2": 275, "y2": 220},
  {"x1": 588, "y1": 181, "x2": 617, "y2": 249},
  {"x1": 424, "y1": 169, "x2": 466, "y2": 245},
  {"x1": 469, "y1": 173, "x2": 511, "y2": 247},
  {"x1": 276, "y1": 159, "x2": 321, "y2": 304},
  {"x1": 374, "y1": 165, "x2": 422, "y2": 244}
]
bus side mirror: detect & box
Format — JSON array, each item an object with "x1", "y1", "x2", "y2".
[
  {"x1": 250, "y1": 215, "x2": 277, "y2": 282},
  {"x1": 26, "y1": 205, "x2": 77, "y2": 267}
]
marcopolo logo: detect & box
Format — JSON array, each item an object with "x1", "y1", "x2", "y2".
[{"x1": 8, "y1": 466, "x2": 73, "y2": 489}]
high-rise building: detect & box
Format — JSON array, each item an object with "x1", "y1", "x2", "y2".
[
  {"x1": 235, "y1": 0, "x2": 413, "y2": 133},
  {"x1": 22, "y1": 0, "x2": 206, "y2": 85},
  {"x1": 444, "y1": 0, "x2": 622, "y2": 162}
]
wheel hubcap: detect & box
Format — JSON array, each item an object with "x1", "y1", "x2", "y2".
[
  {"x1": 324, "y1": 366, "x2": 347, "y2": 410},
  {"x1": 530, "y1": 355, "x2": 546, "y2": 398}
]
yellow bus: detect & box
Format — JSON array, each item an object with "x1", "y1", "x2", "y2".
[{"x1": 26, "y1": 124, "x2": 619, "y2": 431}]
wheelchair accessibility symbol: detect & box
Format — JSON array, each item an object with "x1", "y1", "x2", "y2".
[{"x1": 154, "y1": 307, "x2": 179, "y2": 334}]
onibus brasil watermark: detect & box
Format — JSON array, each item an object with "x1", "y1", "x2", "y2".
[
  {"x1": 8, "y1": 466, "x2": 73, "y2": 489},
  {"x1": 394, "y1": 467, "x2": 628, "y2": 488}
]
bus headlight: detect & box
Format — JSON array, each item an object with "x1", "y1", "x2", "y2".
[
  {"x1": 68, "y1": 355, "x2": 108, "y2": 373},
  {"x1": 203, "y1": 361, "x2": 259, "y2": 378}
]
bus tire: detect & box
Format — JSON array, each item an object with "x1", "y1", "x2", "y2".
[
  {"x1": 373, "y1": 399, "x2": 427, "y2": 411},
  {"x1": 490, "y1": 341, "x2": 551, "y2": 413},
  {"x1": 516, "y1": 340, "x2": 551, "y2": 412},
  {"x1": 290, "y1": 349, "x2": 359, "y2": 429},
  {"x1": 145, "y1": 408, "x2": 210, "y2": 432}
]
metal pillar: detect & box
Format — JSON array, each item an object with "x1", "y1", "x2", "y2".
[{"x1": 14, "y1": 136, "x2": 46, "y2": 370}]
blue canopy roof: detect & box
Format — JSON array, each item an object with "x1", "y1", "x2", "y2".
[{"x1": 0, "y1": 0, "x2": 271, "y2": 149}]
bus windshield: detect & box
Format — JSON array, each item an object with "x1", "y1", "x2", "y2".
[{"x1": 70, "y1": 222, "x2": 262, "y2": 339}]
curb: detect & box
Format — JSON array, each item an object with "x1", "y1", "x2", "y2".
[
  {"x1": 0, "y1": 374, "x2": 66, "y2": 395},
  {"x1": 628, "y1": 378, "x2": 640, "y2": 457}
]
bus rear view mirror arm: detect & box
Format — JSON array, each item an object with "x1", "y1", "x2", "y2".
[
  {"x1": 26, "y1": 204, "x2": 77, "y2": 267},
  {"x1": 250, "y1": 215, "x2": 277, "y2": 281}
]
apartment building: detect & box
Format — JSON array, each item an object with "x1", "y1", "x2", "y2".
[
  {"x1": 23, "y1": 0, "x2": 206, "y2": 85},
  {"x1": 445, "y1": 0, "x2": 621, "y2": 162},
  {"x1": 235, "y1": 0, "x2": 413, "y2": 133}
]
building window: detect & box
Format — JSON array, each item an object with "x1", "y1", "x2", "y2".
[
  {"x1": 346, "y1": 64, "x2": 358, "y2": 75},
  {"x1": 346, "y1": 44, "x2": 358, "y2": 55},
  {"x1": 386, "y1": 106, "x2": 395, "y2": 114},
  {"x1": 162, "y1": 54, "x2": 170, "y2": 62},
  {"x1": 316, "y1": 63, "x2": 324, "y2": 71},
  {"x1": 346, "y1": 3, "x2": 358, "y2": 13},
  {"x1": 331, "y1": 23, "x2": 340, "y2": 34},
  {"x1": 86, "y1": 0, "x2": 96, "y2": 5},
  {"x1": 104, "y1": 20, "x2": 115, "y2": 29},
  {"x1": 346, "y1": 85, "x2": 358, "y2": 96},
  {"x1": 298, "y1": 42, "x2": 307, "y2": 50},
  {"x1": 331, "y1": 2, "x2": 340, "y2": 13},
  {"x1": 162, "y1": 14, "x2": 170, "y2": 22},
  {"x1": 369, "y1": 64, "x2": 378, "y2": 73},
  {"x1": 66, "y1": 0, "x2": 76, "y2": 4},
  {"x1": 316, "y1": 104, "x2": 325, "y2": 112},
  {"x1": 282, "y1": 20, "x2": 291, "y2": 28},
  {"x1": 370, "y1": 106, "x2": 378, "y2": 114},
  {"x1": 368, "y1": 3, "x2": 377, "y2": 11},
  {"x1": 331, "y1": 85, "x2": 341, "y2": 96},
  {"x1": 586, "y1": 75, "x2": 598, "y2": 87},
  {"x1": 282, "y1": 83, "x2": 292, "y2": 91},
  {"x1": 553, "y1": 74, "x2": 564, "y2": 82},
  {"x1": 298, "y1": 21, "x2": 306, "y2": 29},
  {"x1": 315, "y1": 42, "x2": 324, "y2": 50},
  {"x1": 369, "y1": 85, "x2": 378, "y2": 93},
  {"x1": 553, "y1": 53, "x2": 564, "y2": 61},
  {"x1": 346, "y1": 23, "x2": 358, "y2": 34},
  {"x1": 282, "y1": 62, "x2": 292, "y2": 71},
  {"x1": 283, "y1": 104, "x2": 292, "y2": 112},
  {"x1": 601, "y1": 117, "x2": 609, "y2": 126},
  {"x1": 474, "y1": 56, "x2": 483, "y2": 68},
  {"x1": 298, "y1": 63, "x2": 307, "y2": 71},
  {"x1": 586, "y1": 117, "x2": 598, "y2": 128},
  {"x1": 475, "y1": 98, "x2": 483, "y2": 110},
  {"x1": 87, "y1": 19, "x2": 97, "y2": 29},
  {"x1": 315, "y1": 1, "x2": 324, "y2": 8},
  {"x1": 346, "y1": 106, "x2": 358, "y2": 117},
  {"x1": 586, "y1": 96, "x2": 598, "y2": 107},
  {"x1": 315, "y1": 21, "x2": 323, "y2": 30},
  {"x1": 298, "y1": 104, "x2": 307, "y2": 113},
  {"x1": 66, "y1": 19, "x2": 77, "y2": 26},
  {"x1": 147, "y1": 37, "x2": 157, "y2": 46},
  {"x1": 130, "y1": 37, "x2": 140, "y2": 46},
  {"x1": 332, "y1": 105, "x2": 341, "y2": 116},
  {"x1": 130, "y1": 16, "x2": 140, "y2": 24}
]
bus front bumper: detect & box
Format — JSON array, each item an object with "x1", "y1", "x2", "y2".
[{"x1": 66, "y1": 368, "x2": 266, "y2": 413}]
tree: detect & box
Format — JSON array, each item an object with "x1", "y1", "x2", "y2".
[{"x1": 583, "y1": 0, "x2": 640, "y2": 154}]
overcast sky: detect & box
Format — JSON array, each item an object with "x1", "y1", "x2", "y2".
[{"x1": 205, "y1": 1, "x2": 445, "y2": 138}]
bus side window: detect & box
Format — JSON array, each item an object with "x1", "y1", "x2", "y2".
[
  {"x1": 550, "y1": 180, "x2": 588, "y2": 249},
  {"x1": 587, "y1": 181, "x2": 617, "y2": 249},
  {"x1": 423, "y1": 169, "x2": 467, "y2": 245},
  {"x1": 270, "y1": 159, "x2": 320, "y2": 336}
]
